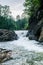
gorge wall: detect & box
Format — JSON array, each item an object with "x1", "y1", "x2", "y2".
[{"x1": 27, "y1": 0, "x2": 43, "y2": 42}]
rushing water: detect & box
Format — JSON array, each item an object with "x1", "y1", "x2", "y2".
[
  {"x1": 0, "y1": 30, "x2": 43, "y2": 65},
  {"x1": 0, "y1": 30, "x2": 43, "y2": 52}
]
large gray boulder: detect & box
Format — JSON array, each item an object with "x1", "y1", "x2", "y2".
[{"x1": 0, "y1": 29, "x2": 18, "y2": 41}]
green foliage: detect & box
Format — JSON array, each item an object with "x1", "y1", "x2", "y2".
[
  {"x1": 0, "y1": 16, "x2": 16, "y2": 30},
  {"x1": 0, "y1": 1, "x2": 42, "y2": 30},
  {"x1": 24, "y1": 0, "x2": 40, "y2": 16},
  {"x1": 0, "y1": 15, "x2": 28, "y2": 30},
  {"x1": 0, "y1": 5, "x2": 28, "y2": 30},
  {"x1": 0, "y1": 5, "x2": 16, "y2": 30},
  {"x1": 24, "y1": 0, "x2": 41, "y2": 29},
  {"x1": 0, "y1": 5, "x2": 11, "y2": 18},
  {"x1": 15, "y1": 18, "x2": 28, "y2": 30}
]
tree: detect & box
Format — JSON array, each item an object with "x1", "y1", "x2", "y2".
[
  {"x1": 0, "y1": 5, "x2": 11, "y2": 18},
  {"x1": 0, "y1": 5, "x2": 2, "y2": 16},
  {"x1": 0, "y1": 5, "x2": 16, "y2": 30},
  {"x1": 24, "y1": 0, "x2": 40, "y2": 17},
  {"x1": 16, "y1": 15, "x2": 20, "y2": 21}
]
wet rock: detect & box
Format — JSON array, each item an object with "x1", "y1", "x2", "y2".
[
  {"x1": 37, "y1": 42, "x2": 43, "y2": 45},
  {"x1": 27, "y1": 15, "x2": 43, "y2": 42},
  {"x1": 0, "y1": 29, "x2": 18, "y2": 41},
  {"x1": 1, "y1": 46, "x2": 43, "y2": 65},
  {"x1": 26, "y1": 31, "x2": 29, "y2": 37},
  {"x1": 39, "y1": 27, "x2": 43, "y2": 42},
  {"x1": 0, "y1": 48, "x2": 12, "y2": 63}
]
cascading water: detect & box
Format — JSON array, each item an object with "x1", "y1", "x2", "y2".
[
  {"x1": 0, "y1": 30, "x2": 43, "y2": 65},
  {"x1": 0, "y1": 30, "x2": 43, "y2": 52}
]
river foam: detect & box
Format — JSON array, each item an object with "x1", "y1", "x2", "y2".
[{"x1": 0, "y1": 30, "x2": 43, "y2": 52}]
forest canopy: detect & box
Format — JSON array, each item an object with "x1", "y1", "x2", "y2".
[
  {"x1": 0, "y1": 5, "x2": 28, "y2": 30},
  {"x1": 0, "y1": 0, "x2": 42, "y2": 30}
]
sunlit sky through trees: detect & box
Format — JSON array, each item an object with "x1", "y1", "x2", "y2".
[{"x1": 0, "y1": 0, "x2": 25, "y2": 19}]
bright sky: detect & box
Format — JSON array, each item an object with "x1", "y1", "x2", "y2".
[{"x1": 0, "y1": 0, "x2": 25, "y2": 18}]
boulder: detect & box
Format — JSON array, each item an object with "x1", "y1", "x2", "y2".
[
  {"x1": 0, "y1": 48, "x2": 12, "y2": 63},
  {"x1": 0, "y1": 29, "x2": 18, "y2": 41}
]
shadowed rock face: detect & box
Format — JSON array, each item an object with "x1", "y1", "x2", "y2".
[
  {"x1": 27, "y1": 3, "x2": 43, "y2": 42},
  {"x1": 0, "y1": 29, "x2": 18, "y2": 41},
  {"x1": 27, "y1": 18, "x2": 43, "y2": 42}
]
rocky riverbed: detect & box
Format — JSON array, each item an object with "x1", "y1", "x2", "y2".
[
  {"x1": 0, "y1": 30, "x2": 43, "y2": 65},
  {"x1": 0, "y1": 48, "x2": 12, "y2": 63},
  {"x1": 0, "y1": 46, "x2": 43, "y2": 65}
]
